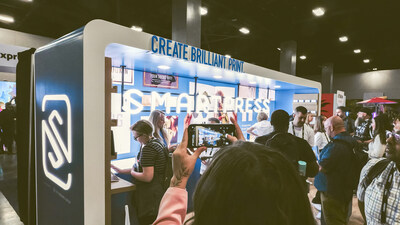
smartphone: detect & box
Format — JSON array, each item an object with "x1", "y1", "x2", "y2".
[{"x1": 188, "y1": 124, "x2": 236, "y2": 148}]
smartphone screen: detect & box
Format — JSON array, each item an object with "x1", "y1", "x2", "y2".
[{"x1": 188, "y1": 124, "x2": 236, "y2": 148}]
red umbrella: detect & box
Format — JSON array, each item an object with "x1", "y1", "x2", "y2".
[{"x1": 357, "y1": 97, "x2": 397, "y2": 104}]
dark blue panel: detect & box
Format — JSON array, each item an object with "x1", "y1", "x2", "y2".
[{"x1": 35, "y1": 31, "x2": 84, "y2": 225}]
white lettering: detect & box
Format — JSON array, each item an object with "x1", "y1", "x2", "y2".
[
  {"x1": 123, "y1": 89, "x2": 144, "y2": 114},
  {"x1": 223, "y1": 97, "x2": 234, "y2": 113},
  {"x1": 196, "y1": 94, "x2": 210, "y2": 113},
  {"x1": 211, "y1": 95, "x2": 222, "y2": 112},
  {"x1": 176, "y1": 93, "x2": 190, "y2": 113},
  {"x1": 253, "y1": 99, "x2": 262, "y2": 113},
  {"x1": 235, "y1": 97, "x2": 245, "y2": 113},
  {"x1": 263, "y1": 99, "x2": 270, "y2": 115},
  {"x1": 151, "y1": 92, "x2": 171, "y2": 113}
]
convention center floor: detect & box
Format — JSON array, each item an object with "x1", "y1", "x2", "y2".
[{"x1": 308, "y1": 179, "x2": 365, "y2": 225}]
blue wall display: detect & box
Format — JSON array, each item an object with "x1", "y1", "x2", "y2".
[
  {"x1": 113, "y1": 69, "x2": 277, "y2": 159},
  {"x1": 35, "y1": 29, "x2": 84, "y2": 225}
]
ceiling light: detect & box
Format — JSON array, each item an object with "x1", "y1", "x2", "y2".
[
  {"x1": 200, "y1": 7, "x2": 208, "y2": 16},
  {"x1": 158, "y1": 65, "x2": 170, "y2": 70},
  {"x1": 312, "y1": 7, "x2": 325, "y2": 17},
  {"x1": 372, "y1": 68, "x2": 378, "y2": 71},
  {"x1": 249, "y1": 81, "x2": 256, "y2": 84},
  {"x1": 299, "y1": 55, "x2": 307, "y2": 60},
  {"x1": 0, "y1": 15, "x2": 15, "y2": 23},
  {"x1": 339, "y1": 36, "x2": 348, "y2": 42},
  {"x1": 239, "y1": 27, "x2": 250, "y2": 34},
  {"x1": 277, "y1": 48, "x2": 281, "y2": 51},
  {"x1": 363, "y1": 59, "x2": 370, "y2": 63},
  {"x1": 274, "y1": 85, "x2": 281, "y2": 88},
  {"x1": 213, "y1": 75, "x2": 222, "y2": 79},
  {"x1": 354, "y1": 49, "x2": 361, "y2": 54},
  {"x1": 225, "y1": 54, "x2": 231, "y2": 58},
  {"x1": 131, "y1": 26, "x2": 143, "y2": 32}
]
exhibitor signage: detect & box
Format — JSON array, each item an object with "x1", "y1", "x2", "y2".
[
  {"x1": 151, "y1": 35, "x2": 244, "y2": 73},
  {"x1": 35, "y1": 33, "x2": 84, "y2": 225},
  {"x1": 123, "y1": 90, "x2": 270, "y2": 119},
  {"x1": 0, "y1": 43, "x2": 28, "y2": 70}
]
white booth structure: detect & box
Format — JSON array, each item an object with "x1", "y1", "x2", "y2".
[{"x1": 34, "y1": 20, "x2": 321, "y2": 225}]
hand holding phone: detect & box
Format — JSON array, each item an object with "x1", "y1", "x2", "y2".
[{"x1": 187, "y1": 124, "x2": 236, "y2": 148}]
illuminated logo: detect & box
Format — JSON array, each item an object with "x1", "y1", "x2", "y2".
[{"x1": 41, "y1": 95, "x2": 72, "y2": 191}]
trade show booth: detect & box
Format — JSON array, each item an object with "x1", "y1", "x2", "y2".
[{"x1": 34, "y1": 20, "x2": 321, "y2": 225}]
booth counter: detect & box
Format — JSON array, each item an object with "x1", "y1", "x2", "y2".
[{"x1": 34, "y1": 20, "x2": 321, "y2": 225}]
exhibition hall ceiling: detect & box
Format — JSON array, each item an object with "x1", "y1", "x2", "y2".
[{"x1": 0, "y1": 0, "x2": 399, "y2": 76}]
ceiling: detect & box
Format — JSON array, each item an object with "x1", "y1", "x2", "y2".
[{"x1": 1, "y1": 0, "x2": 399, "y2": 77}]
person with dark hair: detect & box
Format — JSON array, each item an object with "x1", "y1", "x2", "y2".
[
  {"x1": 393, "y1": 115, "x2": 400, "y2": 134},
  {"x1": 368, "y1": 114, "x2": 392, "y2": 158},
  {"x1": 288, "y1": 106, "x2": 315, "y2": 146},
  {"x1": 354, "y1": 107, "x2": 373, "y2": 145},
  {"x1": 314, "y1": 116, "x2": 358, "y2": 225},
  {"x1": 357, "y1": 132, "x2": 400, "y2": 224},
  {"x1": 112, "y1": 120, "x2": 167, "y2": 225},
  {"x1": 255, "y1": 110, "x2": 319, "y2": 180},
  {"x1": 336, "y1": 106, "x2": 355, "y2": 136},
  {"x1": 207, "y1": 117, "x2": 220, "y2": 124},
  {"x1": 153, "y1": 117, "x2": 316, "y2": 225},
  {"x1": 353, "y1": 107, "x2": 374, "y2": 174}
]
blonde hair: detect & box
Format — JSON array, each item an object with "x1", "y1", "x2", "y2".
[
  {"x1": 313, "y1": 116, "x2": 325, "y2": 133},
  {"x1": 149, "y1": 110, "x2": 169, "y2": 145}
]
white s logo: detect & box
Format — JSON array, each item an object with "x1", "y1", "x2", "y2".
[{"x1": 41, "y1": 95, "x2": 72, "y2": 190}]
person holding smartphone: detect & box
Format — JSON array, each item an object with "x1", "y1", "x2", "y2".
[{"x1": 153, "y1": 117, "x2": 315, "y2": 225}]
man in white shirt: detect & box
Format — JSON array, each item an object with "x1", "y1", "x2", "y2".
[{"x1": 288, "y1": 106, "x2": 314, "y2": 147}]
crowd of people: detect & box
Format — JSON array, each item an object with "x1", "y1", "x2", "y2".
[{"x1": 114, "y1": 105, "x2": 400, "y2": 225}]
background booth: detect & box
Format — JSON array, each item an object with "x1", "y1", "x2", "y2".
[{"x1": 34, "y1": 20, "x2": 321, "y2": 225}]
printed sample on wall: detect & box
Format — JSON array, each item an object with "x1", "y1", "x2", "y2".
[
  {"x1": 165, "y1": 116, "x2": 178, "y2": 143},
  {"x1": 143, "y1": 72, "x2": 179, "y2": 89},
  {"x1": 112, "y1": 67, "x2": 134, "y2": 85}
]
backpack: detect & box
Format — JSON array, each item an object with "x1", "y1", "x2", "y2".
[
  {"x1": 149, "y1": 139, "x2": 173, "y2": 191},
  {"x1": 162, "y1": 149, "x2": 173, "y2": 191}
]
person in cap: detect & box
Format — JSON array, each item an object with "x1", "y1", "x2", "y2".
[{"x1": 354, "y1": 107, "x2": 373, "y2": 148}]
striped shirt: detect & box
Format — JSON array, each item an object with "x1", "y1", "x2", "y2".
[
  {"x1": 138, "y1": 138, "x2": 167, "y2": 176},
  {"x1": 357, "y1": 158, "x2": 400, "y2": 224}
]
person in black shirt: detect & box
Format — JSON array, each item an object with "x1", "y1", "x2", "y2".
[
  {"x1": 112, "y1": 120, "x2": 167, "y2": 225},
  {"x1": 0, "y1": 102, "x2": 16, "y2": 154},
  {"x1": 336, "y1": 106, "x2": 355, "y2": 136},
  {"x1": 354, "y1": 107, "x2": 373, "y2": 146},
  {"x1": 255, "y1": 110, "x2": 319, "y2": 179}
]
